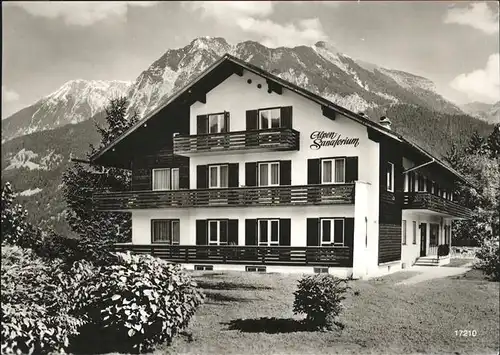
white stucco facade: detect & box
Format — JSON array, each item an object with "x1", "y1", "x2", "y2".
[{"x1": 119, "y1": 67, "x2": 462, "y2": 278}]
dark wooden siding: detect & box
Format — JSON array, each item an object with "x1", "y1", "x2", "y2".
[
  {"x1": 131, "y1": 149, "x2": 189, "y2": 191},
  {"x1": 378, "y1": 137, "x2": 403, "y2": 264},
  {"x1": 129, "y1": 105, "x2": 190, "y2": 190}
]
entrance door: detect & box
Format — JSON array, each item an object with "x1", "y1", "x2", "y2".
[{"x1": 420, "y1": 223, "x2": 427, "y2": 257}]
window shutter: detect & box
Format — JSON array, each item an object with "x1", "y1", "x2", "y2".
[
  {"x1": 228, "y1": 163, "x2": 239, "y2": 187},
  {"x1": 245, "y1": 219, "x2": 257, "y2": 245},
  {"x1": 228, "y1": 219, "x2": 239, "y2": 245},
  {"x1": 245, "y1": 162, "x2": 257, "y2": 187},
  {"x1": 195, "y1": 220, "x2": 207, "y2": 245},
  {"x1": 179, "y1": 166, "x2": 189, "y2": 189},
  {"x1": 196, "y1": 165, "x2": 208, "y2": 189},
  {"x1": 224, "y1": 111, "x2": 230, "y2": 132},
  {"x1": 344, "y1": 218, "x2": 355, "y2": 264},
  {"x1": 307, "y1": 218, "x2": 320, "y2": 246},
  {"x1": 279, "y1": 160, "x2": 291, "y2": 186},
  {"x1": 279, "y1": 219, "x2": 291, "y2": 246},
  {"x1": 246, "y1": 110, "x2": 258, "y2": 130},
  {"x1": 280, "y1": 106, "x2": 293, "y2": 128},
  {"x1": 345, "y1": 157, "x2": 358, "y2": 183},
  {"x1": 307, "y1": 159, "x2": 320, "y2": 184},
  {"x1": 197, "y1": 115, "x2": 208, "y2": 134}
]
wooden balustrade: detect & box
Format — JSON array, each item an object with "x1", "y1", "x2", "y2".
[
  {"x1": 114, "y1": 244, "x2": 352, "y2": 267},
  {"x1": 173, "y1": 128, "x2": 299, "y2": 155},
  {"x1": 401, "y1": 192, "x2": 471, "y2": 219},
  {"x1": 94, "y1": 184, "x2": 355, "y2": 211}
]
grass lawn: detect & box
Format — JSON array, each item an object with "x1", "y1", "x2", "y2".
[
  {"x1": 155, "y1": 269, "x2": 499, "y2": 355},
  {"x1": 443, "y1": 258, "x2": 476, "y2": 268}
]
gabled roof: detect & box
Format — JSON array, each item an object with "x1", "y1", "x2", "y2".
[{"x1": 90, "y1": 53, "x2": 468, "y2": 184}]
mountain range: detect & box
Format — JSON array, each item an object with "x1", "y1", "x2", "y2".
[
  {"x1": 460, "y1": 101, "x2": 500, "y2": 124},
  {"x1": 1, "y1": 36, "x2": 495, "y2": 235}
]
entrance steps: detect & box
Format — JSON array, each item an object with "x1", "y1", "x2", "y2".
[{"x1": 415, "y1": 255, "x2": 450, "y2": 267}]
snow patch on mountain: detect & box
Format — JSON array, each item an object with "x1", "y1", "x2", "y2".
[
  {"x1": 375, "y1": 91, "x2": 400, "y2": 104},
  {"x1": 4, "y1": 149, "x2": 42, "y2": 170},
  {"x1": 4, "y1": 149, "x2": 64, "y2": 171},
  {"x1": 17, "y1": 188, "x2": 43, "y2": 197}
]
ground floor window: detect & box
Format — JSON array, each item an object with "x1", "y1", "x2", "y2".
[
  {"x1": 151, "y1": 219, "x2": 180, "y2": 244},
  {"x1": 258, "y1": 219, "x2": 280, "y2": 246},
  {"x1": 412, "y1": 221, "x2": 417, "y2": 244},
  {"x1": 320, "y1": 218, "x2": 344, "y2": 246},
  {"x1": 208, "y1": 220, "x2": 228, "y2": 245},
  {"x1": 402, "y1": 220, "x2": 407, "y2": 245}
]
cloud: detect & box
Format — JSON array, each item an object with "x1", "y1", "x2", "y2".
[
  {"x1": 444, "y1": 2, "x2": 499, "y2": 34},
  {"x1": 450, "y1": 53, "x2": 500, "y2": 103},
  {"x1": 236, "y1": 17, "x2": 327, "y2": 47},
  {"x1": 184, "y1": 1, "x2": 328, "y2": 47},
  {"x1": 2, "y1": 86, "x2": 20, "y2": 102},
  {"x1": 8, "y1": 1, "x2": 159, "y2": 26}
]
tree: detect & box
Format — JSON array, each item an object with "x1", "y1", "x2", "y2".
[
  {"x1": 464, "y1": 130, "x2": 489, "y2": 156},
  {"x1": 62, "y1": 97, "x2": 138, "y2": 265},
  {"x1": 487, "y1": 123, "x2": 500, "y2": 159},
  {"x1": 446, "y1": 127, "x2": 500, "y2": 246}
]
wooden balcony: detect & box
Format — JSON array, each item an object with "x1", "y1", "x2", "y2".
[
  {"x1": 173, "y1": 128, "x2": 300, "y2": 156},
  {"x1": 114, "y1": 244, "x2": 353, "y2": 267},
  {"x1": 94, "y1": 184, "x2": 355, "y2": 211},
  {"x1": 401, "y1": 192, "x2": 472, "y2": 219}
]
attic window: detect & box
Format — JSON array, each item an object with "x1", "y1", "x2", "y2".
[{"x1": 247, "y1": 79, "x2": 252, "y2": 84}]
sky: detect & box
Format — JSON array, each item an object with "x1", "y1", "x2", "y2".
[{"x1": 2, "y1": 1, "x2": 499, "y2": 118}]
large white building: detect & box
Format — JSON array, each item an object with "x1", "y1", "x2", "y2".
[{"x1": 91, "y1": 54, "x2": 471, "y2": 279}]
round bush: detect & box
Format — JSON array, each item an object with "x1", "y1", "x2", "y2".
[
  {"x1": 73, "y1": 252, "x2": 205, "y2": 354},
  {"x1": 0, "y1": 246, "x2": 90, "y2": 354},
  {"x1": 475, "y1": 238, "x2": 500, "y2": 281},
  {"x1": 293, "y1": 274, "x2": 349, "y2": 331}
]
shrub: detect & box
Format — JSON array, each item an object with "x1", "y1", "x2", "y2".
[
  {"x1": 0, "y1": 245, "x2": 91, "y2": 354},
  {"x1": 437, "y1": 244, "x2": 450, "y2": 257},
  {"x1": 72, "y1": 252, "x2": 205, "y2": 353},
  {"x1": 475, "y1": 238, "x2": 500, "y2": 281},
  {"x1": 293, "y1": 274, "x2": 349, "y2": 331}
]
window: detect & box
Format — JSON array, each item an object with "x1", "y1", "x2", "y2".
[
  {"x1": 258, "y1": 219, "x2": 279, "y2": 246},
  {"x1": 402, "y1": 220, "x2": 407, "y2": 245},
  {"x1": 258, "y1": 162, "x2": 280, "y2": 186},
  {"x1": 320, "y1": 219, "x2": 345, "y2": 246},
  {"x1": 412, "y1": 221, "x2": 417, "y2": 244},
  {"x1": 321, "y1": 158, "x2": 345, "y2": 184},
  {"x1": 208, "y1": 165, "x2": 228, "y2": 188},
  {"x1": 386, "y1": 162, "x2": 394, "y2": 192},
  {"x1": 208, "y1": 113, "x2": 227, "y2": 133},
  {"x1": 208, "y1": 220, "x2": 228, "y2": 245},
  {"x1": 152, "y1": 168, "x2": 179, "y2": 191},
  {"x1": 259, "y1": 108, "x2": 281, "y2": 129},
  {"x1": 151, "y1": 220, "x2": 180, "y2": 244}
]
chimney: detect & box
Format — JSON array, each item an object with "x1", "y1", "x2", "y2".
[{"x1": 379, "y1": 116, "x2": 392, "y2": 130}]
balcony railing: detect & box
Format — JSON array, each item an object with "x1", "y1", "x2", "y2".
[
  {"x1": 94, "y1": 184, "x2": 355, "y2": 211},
  {"x1": 114, "y1": 244, "x2": 352, "y2": 267},
  {"x1": 173, "y1": 128, "x2": 299, "y2": 156},
  {"x1": 401, "y1": 192, "x2": 472, "y2": 219}
]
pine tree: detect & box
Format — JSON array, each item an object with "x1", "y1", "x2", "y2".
[
  {"x1": 62, "y1": 97, "x2": 138, "y2": 265},
  {"x1": 465, "y1": 130, "x2": 489, "y2": 156},
  {"x1": 487, "y1": 123, "x2": 500, "y2": 159}
]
